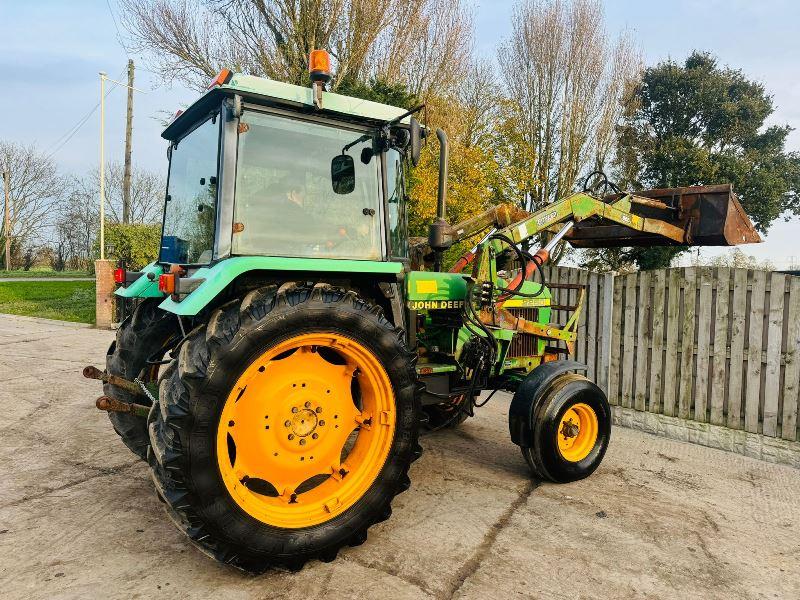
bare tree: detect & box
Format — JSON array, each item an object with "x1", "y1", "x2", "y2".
[
  {"x1": 497, "y1": 0, "x2": 641, "y2": 210},
  {"x1": 54, "y1": 184, "x2": 99, "y2": 271},
  {"x1": 0, "y1": 141, "x2": 63, "y2": 266},
  {"x1": 593, "y1": 32, "x2": 640, "y2": 171},
  {"x1": 68, "y1": 162, "x2": 165, "y2": 227},
  {"x1": 120, "y1": 0, "x2": 472, "y2": 98},
  {"x1": 456, "y1": 58, "x2": 500, "y2": 148}
]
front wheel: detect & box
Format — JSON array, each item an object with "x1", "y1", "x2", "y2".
[
  {"x1": 148, "y1": 284, "x2": 420, "y2": 571},
  {"x1": 519, "y1": 373, "x2": 611, "y2": 483}
]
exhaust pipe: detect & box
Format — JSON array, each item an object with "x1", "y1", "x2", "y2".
[
  {"x1": 428, "y1": 128, "x2": 452, "y2": 271},
  {"x1": 436, "y1": 129, "x2": 449, "y2": 221}
]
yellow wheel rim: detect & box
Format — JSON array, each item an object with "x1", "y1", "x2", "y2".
[
  {"x1": 556, "y1": 402, "x2": 598, "y2": 462},
  {"x1": 216, "y1": 333, "x2": 395, "y2": 529}
]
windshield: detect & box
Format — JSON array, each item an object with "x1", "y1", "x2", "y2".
[
  {"x1": 160, "y1": 115, "x2": 220, "y2": 264},
  {"x1": 232, "y1": 111, "x2": 382, "y2": 260}
]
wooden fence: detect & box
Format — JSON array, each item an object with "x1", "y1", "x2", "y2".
[
  {"x1": 541, "y1": 266, "x2": 800, "y2": 443},
  {"x1": 539, "y1": 266, "x2": 613, "y2": 392}
]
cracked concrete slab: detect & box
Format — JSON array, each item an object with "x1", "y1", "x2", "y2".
[{"x1": 1, "y1": 314, "x2": 799, "y2": 599}]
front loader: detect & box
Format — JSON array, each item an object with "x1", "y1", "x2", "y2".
[{"x1": 85, "y1": 52, "x2": 760, "y2": 572}]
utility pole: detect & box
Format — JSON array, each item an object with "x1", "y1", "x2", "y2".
[
  {"x1": 98, "y1": 70, "x2": 144, "y2": 260},
  {"x1": 99, "y1": 72, "x2": 107, "y2": 260},
  {"x1": 122, "y1": 59, "x2": 134, "y2": 224},
  {"x1": 3, "y1": 170, "x2": 10, "y2": 271}
]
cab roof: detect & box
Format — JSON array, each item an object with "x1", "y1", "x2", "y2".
[{"x1": 162, "y1": 73, "x2": 410, "y2": 141}]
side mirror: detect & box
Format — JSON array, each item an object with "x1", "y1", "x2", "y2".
[
  {"x1": 331, "y1": 154, "x2": 355, "y2": 194},
  {"x1": 410, "y1": 117, "x2": 421, "y2": 166}
]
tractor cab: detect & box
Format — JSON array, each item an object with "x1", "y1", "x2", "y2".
[{"x1": 158, "y1": 68, "x2": 418, "y2": 269}]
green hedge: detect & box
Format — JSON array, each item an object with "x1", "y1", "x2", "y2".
[{"x1": 104, "y1": 224, "x2": 161, "y2": 270}]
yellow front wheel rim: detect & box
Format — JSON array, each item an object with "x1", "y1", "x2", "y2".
[
  {"x1": 556, "y1": 403, "x2": 598, "y2": 462},
  {"x1": 216, "y1": 333, "x2": 395, "y2": 529}
]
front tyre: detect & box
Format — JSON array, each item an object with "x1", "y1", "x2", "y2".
[
  {"x1": 520, "y1": 373, "x2": 611, "y2": 483},
  {"x1": 148, "y1": 284, "x2": 420, "y2": 571}
]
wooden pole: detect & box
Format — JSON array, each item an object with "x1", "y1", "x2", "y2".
[
  {"x1": 3, "y1": 170, "x2": 10, "y2": 271},
  {"x1": 122, "y1": 59, "x2": 134, "y2": 224}
]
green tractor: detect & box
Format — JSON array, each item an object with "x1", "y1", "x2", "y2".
[{"x1": 86, "y1": 52, "x2": 759, "y2": 572}]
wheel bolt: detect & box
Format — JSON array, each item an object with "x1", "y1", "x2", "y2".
[
  {"x1": 316, "y1": 407, "x2": 323, "y2": 414},
  {"x1": 304, "y1": 401, "x2": 311, "y2": 408},
  {"x1": 299, "y1": 439, "x2": 306, "y2": 446},
  {"x1": 288, "y1": 434, "x2": 295, "y2": 440},
  {"x1": 284, "y1": 420, "x2": 291, "y2": 427},
  {"x1": 319, "y1": 420, "x2": 326, "y2": 426},
  {"x1": 292, "y1": 407, "x2": 299, "y2": 413},
  {"x1": 312, "y1": 433, "x2": 318, "y2": 440}
]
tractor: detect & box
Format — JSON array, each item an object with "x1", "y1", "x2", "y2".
[{"x1": 85, "y1": 50, "x2": 760, "y2": 572}]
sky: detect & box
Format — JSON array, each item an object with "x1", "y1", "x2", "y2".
[{"x1": 1, "y1": 0, "x2": 798, "y2": 267}]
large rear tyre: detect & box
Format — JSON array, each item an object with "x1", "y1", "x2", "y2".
[
  {"x1": 148, "y1": 283, "x2": 420, "y2": 572},
  {"x1": 105, "y1": 299, "x2": 179, "y2": 459},
  {"x1": 519, "y1": 373, "x2": 611, "y2": 483}
]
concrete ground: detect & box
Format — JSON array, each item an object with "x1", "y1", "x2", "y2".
[{"x1": 1, "y1": 313, "x2": 799, "y2": 600}]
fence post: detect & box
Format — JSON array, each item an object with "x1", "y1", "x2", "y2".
[{"x1": 598, "y1": 272, "x2": 614, "y2": 396}]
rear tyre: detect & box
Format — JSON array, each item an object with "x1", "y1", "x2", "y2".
[
  {"x1": 105, "y1": 299, "x2": 179, "y2": 459},
  {"x1": 520, "y1": 373, "x2": 610, "y2": 483},
  {"x1": 147, "y1": 283, "x2": 420, "y2": 572}
]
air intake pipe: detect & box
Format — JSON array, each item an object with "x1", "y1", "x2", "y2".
[{"x1": 428, "y1": 128, "x2": 452, "y2": 271}]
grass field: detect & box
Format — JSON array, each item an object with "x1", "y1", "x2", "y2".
[
  {"x1": 0, "y1": 269, "x2": 92, "y2": 279},
  {"x1": 0, "y1": 281, "x2": 95, "y2": 323}
]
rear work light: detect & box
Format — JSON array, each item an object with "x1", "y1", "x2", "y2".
[
  {"x1": 158, "y1": 274, "x2": 176, "y2": 294},
  {"x1": 113, "y1": 268, "x2": 126, "y2": 284}
]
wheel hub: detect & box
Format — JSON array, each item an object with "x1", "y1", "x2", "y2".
[
  {"x1": 556, "y1": 403, "x2": 599, "y2": 462},
  {"x1": 216, "y1": 333, "x2": 396, "y2": 529},
  {"x1": 290, "y1": 407, "x2": 318, "y2": 437},
  {"x1": 560, "y1": 419, "x2": 580, "y2": 439}
]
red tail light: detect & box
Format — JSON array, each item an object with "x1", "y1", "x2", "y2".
[
  {"x1": 158, "y1": 274, "x2": 176, "y2": 294},
  {"x1": 114, "y1": 268, "x2": 126, "y2": 284}
]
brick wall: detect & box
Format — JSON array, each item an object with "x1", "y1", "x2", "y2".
[{"x1": 95, "y1": 259, "x2": 115, "y2": 329}]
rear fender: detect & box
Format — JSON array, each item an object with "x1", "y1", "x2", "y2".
[
  {"x1": 508, "y1": 360, "x2": 588, "y2": 447},
  {"x1": 157, "y1": 256, "x2": 404, "y2": 317}
]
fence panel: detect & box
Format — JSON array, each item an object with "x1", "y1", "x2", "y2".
[
  {"x1": 782, "y1": 277, "x2": 800, "y2": 441},
  {"x1": 635, "y1": 271, "x2": 650, "y2": 412},
  {"x1": 507, "y1": 264, "x2": 799, "y2": 444},
  {"x1": 710, "y1": 267, "x2": 730, "y2": 426},
  {"x1": 728, "y1": 269, "x2": 748, "y2": 429},
  {"x1": 746, "y1": 270, "x2": 767, "y2": 433},
  {"x1": 649, "y1": 270, "x2": 666, "y2": 414}
]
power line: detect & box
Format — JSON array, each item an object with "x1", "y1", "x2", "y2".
[
  {"x1": 105, "y1": 0, "x2": 129, "y2": 57},
  {"x1": 45, "y1": 67, "x2": 126, "y2": 160}
]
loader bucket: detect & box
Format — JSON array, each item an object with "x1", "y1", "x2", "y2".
[{"x1": 567, "y1": 184, "x2": 761, "y2": 248}]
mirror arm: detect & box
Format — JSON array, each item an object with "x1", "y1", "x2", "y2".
[{"x1": 386, "y1": 104, "x2": 425, "y2": 127}]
